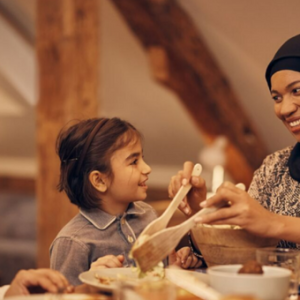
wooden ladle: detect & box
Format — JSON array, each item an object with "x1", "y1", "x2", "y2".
[{"x1": 132, "y1": 183, "x2": 245, "y2": 272}]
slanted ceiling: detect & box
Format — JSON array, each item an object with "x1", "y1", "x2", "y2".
[{"x1": 0, "y1": 0, "x2": 299, "y2": 188}]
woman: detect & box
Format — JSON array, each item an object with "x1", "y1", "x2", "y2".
[{"x1": 169, "y1": 34, "x2": 300, "y2": 248}]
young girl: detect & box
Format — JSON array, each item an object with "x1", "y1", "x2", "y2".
[{"x1": 50, "y1": 117, "x2": 201, "y2": 286}]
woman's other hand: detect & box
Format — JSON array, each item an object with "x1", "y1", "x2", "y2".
[
  {"x1": 90, "y1": 254, "x2": 124, "y2": 269},
  {"x1": 168, "y1": 161, "x2": 207, "y2": 216},
  {"x1": 4, "y1": 269, "x2": 73, "y2": 298}
]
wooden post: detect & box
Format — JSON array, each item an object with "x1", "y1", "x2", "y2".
[{"x1": 36, "y1": 0, "x2": 99, "y2": 267}]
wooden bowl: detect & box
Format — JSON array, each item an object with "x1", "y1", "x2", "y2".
[{"x1": 191, "y1": 224, "x2": 278, "y2": 266}]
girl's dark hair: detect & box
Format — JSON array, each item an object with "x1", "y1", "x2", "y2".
[{"x1": 56, "y1": 117, "x2": 142, "y2": 209}]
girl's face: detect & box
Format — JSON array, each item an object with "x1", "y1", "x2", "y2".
[
  {"x1": 271, "y1": 70, "x2": 300, "y2": 142},
  {"x1": 104, "y1": 138, "x2": 151, "y2": 212}
]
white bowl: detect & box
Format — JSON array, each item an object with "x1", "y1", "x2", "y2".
[{"x1": 207, "y1": 264, "x2": 291, "y2": 300}]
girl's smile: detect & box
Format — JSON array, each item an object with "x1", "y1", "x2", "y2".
[{"x1": 138, "y1": 180, "x2": 148, "y2": 188}]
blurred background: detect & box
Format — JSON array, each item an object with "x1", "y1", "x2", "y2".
[{"x1": 0, "y1": 0, "x2": 299, "y2": 284}]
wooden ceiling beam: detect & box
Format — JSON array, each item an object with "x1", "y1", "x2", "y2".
[
  {"x1": 0, "y1": 2, "x2": 34, "y2": 45},
  {"x1": 111, "y1": 0, "x2": 268, "y2": 186}
]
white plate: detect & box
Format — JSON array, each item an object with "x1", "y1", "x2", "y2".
[
  {"x1": 78, "y1": 268, "x2": 144, "y2": 293},
  {"x1": 79, "y1": 267, "x2": 212, "y2": 295}
]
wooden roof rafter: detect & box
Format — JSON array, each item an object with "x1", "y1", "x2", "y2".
[
  {"x1": 0, "y1": 1, "x2": 34, "y2": 45},
  {"x1": 111, "y1": 0, "x2": 268, "y2": 186}
]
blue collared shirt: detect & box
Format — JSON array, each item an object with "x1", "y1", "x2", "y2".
[{"x1": 50, "y1": 201, "x2": 157, "y2": 285}]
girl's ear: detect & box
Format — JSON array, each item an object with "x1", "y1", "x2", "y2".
[{"x1": 89, "y1": 171, "x2": 107, "y2": 193}]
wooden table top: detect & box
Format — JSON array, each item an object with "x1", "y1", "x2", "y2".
[
  {"x1": 74, "y1": 283, "x2": 300, "y2": 300},
  {"x1": 74, "y1": 283, "x2": 203, "y2": 300}
]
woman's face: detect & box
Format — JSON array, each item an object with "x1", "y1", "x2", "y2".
[{"x1": 271, "y1": 70, "x2": 300, "y2": 142}]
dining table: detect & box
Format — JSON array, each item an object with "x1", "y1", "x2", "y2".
[
  {"x1": 74, "y1": 283, "x2": 300, "y2": 300},
  {"x1": 74, "y1": 282, "x2": 205, "y2": 300},
  {"x1": 73, "y1": 283, "x2": 300, "y2": 300},
  {"x1": 73, "y1": 274, "x2": 300, "y2": 300}
]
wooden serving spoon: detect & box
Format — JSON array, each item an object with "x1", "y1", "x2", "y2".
[
  {"x1": 132, "y1": 183, "x2": 246, "y2": 272},
  {"x1": 133, "y1": 163, "x2": 202, "y2": 246}
]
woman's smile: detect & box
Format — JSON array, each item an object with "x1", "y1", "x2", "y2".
[{"x1": 287, "y1": 118, "x2": 300, "y2": 133}]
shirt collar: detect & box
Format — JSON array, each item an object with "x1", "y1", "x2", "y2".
[{"x1": 79, "y1": 202, "x2": 147, "y2": 230}]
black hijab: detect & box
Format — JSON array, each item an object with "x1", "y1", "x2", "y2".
[
  {"x1": 265, "y1": 34, "x2": 300, "y2": 182},
  {"x1": 265, "y1": 34, "x2": 300, "y2": 89}
]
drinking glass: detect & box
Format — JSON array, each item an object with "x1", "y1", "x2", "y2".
[{"x1": 256, "y1": 248, "x2": 300, "y2": 300}]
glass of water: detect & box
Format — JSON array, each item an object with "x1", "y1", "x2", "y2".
[{"x1": 256, "y1": 248, "x2": 300, "y2": 300}]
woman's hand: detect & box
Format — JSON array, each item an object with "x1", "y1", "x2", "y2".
[
  {"x1": 90, "y1": 255, "x2": 124, "y2": 269},
  {"x1": 168, "y1": 161, "x2": 207, "y2": 216},
  {"x1": 169, "y1": 247, "x2": 203, "y2": 269},
  {"x1": 195, "y1": 181, "x2": 280, "y2": 237},
  {"x1": 4, "y1": 269, "x2": 73, "y2": 298}
]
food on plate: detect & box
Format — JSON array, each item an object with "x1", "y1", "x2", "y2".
[
  {"x1": 94, "y1": 270, "x2": 141, "y2": 286},
  {"x1": 94, "y1": 265, "x2": 165, "y2": 287},
  {"x1": 238, "y1": 260, "x2": 263, "y2": 274},
  {"x1": 94, "y1": 233, "x2": 165, "y2": 288},
  {"x1": 94, "y1": 274, "x2": 117, "y2": 285},
  {"x1": 130, "y1": 234, "x2": 165, "y2": 279},
  {"x1": 93, "y1": 234, "x2": 166, "y2": 287},
  {"x1": 137, "y1": 261, "x2": 165, "y2": 279}
]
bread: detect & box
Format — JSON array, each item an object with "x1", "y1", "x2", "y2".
[{"x1": 238, "y1": 260, "x2": 263, "y2": 274}]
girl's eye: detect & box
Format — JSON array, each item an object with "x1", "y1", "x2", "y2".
[
  {"x1": 292, "y1": 88, "x2": 300, "y2": 95},
  {"x1": 131, "y1": 159, "x2": 138, "y2": 165}
]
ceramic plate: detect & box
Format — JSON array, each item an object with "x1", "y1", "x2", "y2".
[
  {"x1": 79, "y1": 267, "x2": 210, "y2": 294},
  {"x1": 78, "y1": 268, "x2": 143, "y2": 293}
]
